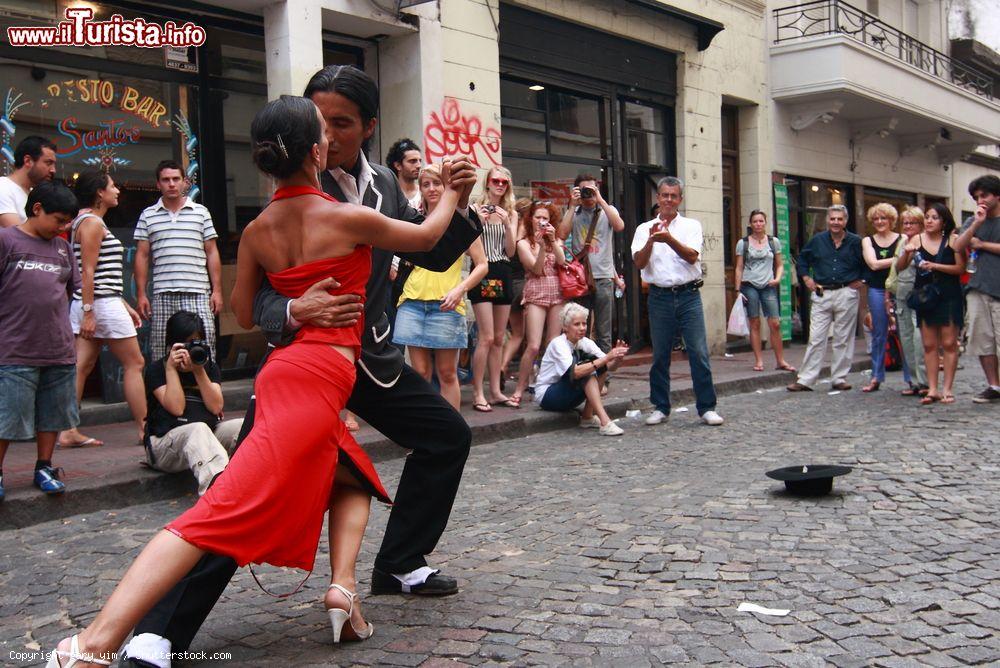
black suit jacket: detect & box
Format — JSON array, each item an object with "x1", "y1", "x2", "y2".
[{"x1": 252, "y1": 160, "x2": 483, "y2": 385}]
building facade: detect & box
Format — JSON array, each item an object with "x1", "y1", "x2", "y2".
[{"x1": 767, "y1": 0, "x2": 1000, "y2": 336}]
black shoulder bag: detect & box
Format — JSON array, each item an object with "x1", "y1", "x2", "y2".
[{"x1": 905, "y1": 236, "x2": 947, "y2": 313}]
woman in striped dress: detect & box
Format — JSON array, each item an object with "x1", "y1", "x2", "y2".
[
  {"x1": 469, "y1": 166, "x2": 519, "y2": 410},
  {"x1": 58, "y1": 172, "x2": 146, "y2": 447}
]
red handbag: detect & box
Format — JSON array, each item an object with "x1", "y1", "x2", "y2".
[
  {"x1": 558, "y1": 208, "x2": 600, "y2": 299},
  {"x1": 559, "y1": 260, "x2": 589, "y2": 298}
]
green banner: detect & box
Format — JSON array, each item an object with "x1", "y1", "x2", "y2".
[{"x1": 774, "y1": 184, "x2": 792, "y2": 341}]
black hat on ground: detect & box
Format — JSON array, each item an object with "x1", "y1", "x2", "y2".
[{"x1": 766, "y1": 464, "x2": 852, "y2": 496}]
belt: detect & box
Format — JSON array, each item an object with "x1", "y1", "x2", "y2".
[
  {"x1": 819, "y1": 282, "x2": 849, "y2": 290},
  {"x1": 652, "y1": 279, "x2": 704, "y2": 293}
]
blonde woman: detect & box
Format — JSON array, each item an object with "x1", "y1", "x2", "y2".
[
  {"x1": 860, "y1": 202, "x2": 902, "y2": 392},
  {"x1": 393, "y1": 164, "x2": 488, "y2": 410},
  {"x1": 469, "y1": 166, "x2": 519, "y2": 410},
  {"x1": 888, "y1": 207, "x2": 927, "y2": 396}
]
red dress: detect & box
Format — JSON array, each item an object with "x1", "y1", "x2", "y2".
[{"x1": 167, "y1": 186, "x2": 390, "y2": 572}]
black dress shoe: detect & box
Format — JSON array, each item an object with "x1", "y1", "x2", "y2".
[{"x1": 370, "y1": 568, "x2": 458, "y2": 596}]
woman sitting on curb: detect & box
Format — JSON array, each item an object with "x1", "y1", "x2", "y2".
[{"x1": 535, "y1": 303, "x2": 629, "y2": 436}]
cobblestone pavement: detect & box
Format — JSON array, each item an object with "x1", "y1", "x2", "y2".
[{"x1": 2, "y1": 367, "x2": 999, "y2": 667}]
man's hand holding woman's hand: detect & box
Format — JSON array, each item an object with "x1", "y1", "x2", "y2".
[{"x1": 289, "y1": 277, "x2": 363, "y2": 329}]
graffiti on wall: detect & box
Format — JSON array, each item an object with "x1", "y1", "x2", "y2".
[{"x1": 424, "y1": 97, "x2": 501, "y2": 168}]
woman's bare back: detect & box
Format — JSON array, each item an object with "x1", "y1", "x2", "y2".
[{"x1": 245, "y1": 195, "x2": 368, "y2": 273}]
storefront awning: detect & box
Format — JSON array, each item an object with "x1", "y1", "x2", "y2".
[{"x1": 624, "y1": 0, "x2": 725, "y2": 51}]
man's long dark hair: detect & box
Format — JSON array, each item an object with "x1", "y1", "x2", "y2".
[{"x1": 303, "y1": 65, "x2": 379, "y2": 125}]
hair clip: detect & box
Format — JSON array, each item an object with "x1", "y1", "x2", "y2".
[{"x1": 276, "y1": 133, "x2": 288, "y2": 158}]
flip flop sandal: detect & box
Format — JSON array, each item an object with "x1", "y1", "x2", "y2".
[
  {"x1": 940, "y1": 395, "x2": 956, "y2": 404},
  {"x1": 776, "y1": 363, "x2": 797, "y2": 372},
  {"x1": 752, "y1": 365, "x2": 765, "y2": 372},
  {"x1": 497, "y1": 397, "x2": 521, "y2": 408},
  {"x1": 57, "y1": 437, "x2": 104, "y2": 448},
  {"x1": 900, "y1": 386, "x2": 918, "y2": 396},
  {"x1": 473, "y1": 402, "x2": 493, "y2": 413},
  {"x1": 920, "y1": 394, "x2": 941, "y2": 405},
  {"x1": 862, "y1": 381, "x2": 881, "y2": 393}
]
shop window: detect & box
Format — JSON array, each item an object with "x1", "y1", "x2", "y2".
[
  {"x1": 861, "y1": 187, "x2": 916, "y2": 235},
  {"x1": 501, "y1": 157, "x2": 606, "y2": 210},
  {"x1": 501, "y1": 76, "x2": 608, "y2": 160},
  {"x1": 623, "y1": 101, "x2": 668, "y2": 167}
]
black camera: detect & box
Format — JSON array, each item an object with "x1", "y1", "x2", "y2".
[
  {"x1": 185, "y1": 339, "x2": 210, "y2": 366},
  {"x1": 483, "y1": 204, "x2": 496, "y2": 213},
  {"x1": 579, "y1": 187, "x2": 595, "y2": 198}
]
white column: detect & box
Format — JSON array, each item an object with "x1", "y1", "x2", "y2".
[{"x1": 263, "y1": 0, "x2": 324, "y2": 99}]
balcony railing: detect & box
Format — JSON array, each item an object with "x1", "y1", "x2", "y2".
[{"x1": 774, "y1": 0, "x2": 994, "y2": 101}]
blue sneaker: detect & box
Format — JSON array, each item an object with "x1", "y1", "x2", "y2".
[{"x1": 34, "y1": 466, "x2": 65, "y2": 494}]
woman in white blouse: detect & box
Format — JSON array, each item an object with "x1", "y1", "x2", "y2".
[{"x1": 535, "y1": 303, "x2": 628, "y2": 435}]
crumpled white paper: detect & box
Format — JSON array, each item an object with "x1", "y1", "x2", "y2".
[{"x1": 738, "y1": 602, "x2": 790, "y2": 616}]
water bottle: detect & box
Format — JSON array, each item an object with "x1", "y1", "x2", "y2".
[
  {"x1": 967, "y1": 250, "x2": 978, "y2": 274},
  {"x1": 914, "y1": 251, "x2": 929, "y2": 276},
  {"x1": 614, "y1": 275, "x2": 625, "y2": 299}
]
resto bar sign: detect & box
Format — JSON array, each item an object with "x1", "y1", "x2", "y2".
[{"x1": 46, "y1": 79, "x2": 168, "y2": 127}]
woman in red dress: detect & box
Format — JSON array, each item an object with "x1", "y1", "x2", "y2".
[{"x1": 47, "y1": 96, "x2": 476, "y2": 667}]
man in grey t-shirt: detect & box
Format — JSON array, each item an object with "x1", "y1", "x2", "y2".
[
  {"x1": 558, "y1": 173, "x2": 625, "y2": 352},
  {"x1": 954, "y1": 174, "x2": 1000, "y2": 403}
]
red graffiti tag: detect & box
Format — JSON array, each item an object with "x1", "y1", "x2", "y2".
[{"x1": 423, "y1": 98, "x2": 501, "y2": 168}]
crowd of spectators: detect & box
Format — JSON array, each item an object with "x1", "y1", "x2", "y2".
[{"x1": 2, "y1": 125, "x2": 997, "y2": 503}]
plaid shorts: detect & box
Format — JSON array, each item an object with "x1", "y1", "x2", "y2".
[{"x1": 150, "y1": 292, "x2": 216, "y2": 360}]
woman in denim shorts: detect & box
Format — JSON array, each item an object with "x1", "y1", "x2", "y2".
[
  {"x1": 734, "y1": 210, "x2": 795, "y2": 373},
  {"x1": 393, "y1": 163, "x2": 489, "y2": 410}
]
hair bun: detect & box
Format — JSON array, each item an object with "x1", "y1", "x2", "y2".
[{"x1": 252, "y1": 140, "x2": 284, "y2": 176}]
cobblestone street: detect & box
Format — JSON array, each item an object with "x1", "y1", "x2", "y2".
[{"x1": 2, "y1": 367, "x2": 999, "y2": 667}]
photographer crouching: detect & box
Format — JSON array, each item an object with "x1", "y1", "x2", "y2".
[{"x1": 143, "y1": 311, "x2": 243, "y2": 494}]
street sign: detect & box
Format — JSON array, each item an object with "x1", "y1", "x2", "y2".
[{"x1": 774, "y1": 183, "x2": 792, "y2": 341}]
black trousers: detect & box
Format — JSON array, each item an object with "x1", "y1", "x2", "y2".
[{"x1": 134, "y1": 364, "x2": 471, "y2": 651}]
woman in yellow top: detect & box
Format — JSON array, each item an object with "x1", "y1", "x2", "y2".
[{"x1": 392, "y1": 163, "x2": 488, "y2": 410}]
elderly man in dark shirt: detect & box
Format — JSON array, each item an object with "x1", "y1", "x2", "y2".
[{"x1": 788, "y1": 204, "x2": 866, "y2": 392}]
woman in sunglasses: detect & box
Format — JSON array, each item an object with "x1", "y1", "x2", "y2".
[{"x1": 469, "y1": 166, "x2": 519, "y2": 411}]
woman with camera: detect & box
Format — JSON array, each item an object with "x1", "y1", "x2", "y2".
[
  {"x1": 142, "y1": 310, "x2": 243, "y2": 496},
  {"x1": 896, "y1": 202, "x2": 965, "y2": 404},
  {"x1": 58, "y1": 171, "x2": 146, "y2": 448},
  {"x1": 393, "y1": 163, "x2": 488, "y2": 410},
  {"x1": 510, "y1": 201, "x2": 567, "y2": 407},
  {"x1": 45, "y1": 96, "x2": 478, "y2": 667},
  {"x1": 469, "y1": 166, "x2": 519, "y2": 411},
  {"x1": 535, "y1": 303, "x2": 628, "y2": 435}
]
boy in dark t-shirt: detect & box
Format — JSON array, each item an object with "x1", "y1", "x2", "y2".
[
  {"x1": 143, "y1": 310, "x2": 243, "y2": 494},
  {"x1": 0, "y1": 182, "x2": 80, "y2": 499}
]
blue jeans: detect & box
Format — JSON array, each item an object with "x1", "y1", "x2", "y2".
[
  {"x1": 868, "y1": 286, "x2": 890, "y2": 382},
  {"x1": 647, "y1": 286, "x2": 717, "y2": 416}
]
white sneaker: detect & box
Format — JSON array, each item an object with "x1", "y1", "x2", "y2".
[
  {"x1": 701, "y1": 410, "x2": 724, "y2": 426},
  {"x1": 599, "y1": 421, "x2": 624, "y2": 436},
  {"x1": 579, "y1": 415, "x2": 601, "y2": 429},
  {"x1": 645, "y1": 410, "x2": 667, "y2": 425}
]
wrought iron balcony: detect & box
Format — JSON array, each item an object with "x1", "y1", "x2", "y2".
[{"x1": 774, "y1": 0, "x2": 994, "y2": 101}]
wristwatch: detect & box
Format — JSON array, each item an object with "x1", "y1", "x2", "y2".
[{"x1": 82, "y1": 303, "x2": 94, "y2": 313}]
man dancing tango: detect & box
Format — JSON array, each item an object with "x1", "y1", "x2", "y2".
[{"x1": 121, "y1": 66, "x2": 482, "y2": 667}]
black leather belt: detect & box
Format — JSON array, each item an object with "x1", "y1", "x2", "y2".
[
  {"x1": 820, "y1": 282, "x2": 849, "y2": 290},
  {"x1": 653, "y1": 279, "x2": 704, "y2": 293}
]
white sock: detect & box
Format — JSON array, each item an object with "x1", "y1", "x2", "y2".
[
  {"x1": 392, "y1": 566, "x2": 438, "y2": 587},
  {"x1": 122, "y1": 633, "x2": 172, "y2": 668}
]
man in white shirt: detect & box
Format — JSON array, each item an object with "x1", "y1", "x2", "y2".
[
  {"x1": 0, "y1": 136, "x2": 57, "y2": 228},
  {"x1": 631, "y1": 177, "x2": 723, "y2": 426}
]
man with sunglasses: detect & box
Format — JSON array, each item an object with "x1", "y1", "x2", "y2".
[{"x1": 559, "y1": 173, "x2": 626, "y2": 353}]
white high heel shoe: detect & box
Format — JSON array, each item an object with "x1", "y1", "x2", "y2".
[
  {"x1": 46, "y1": 635, "x2": 111, "y2": 667},
  {"x1": 326, "y1": 583, "x2": 374, "y2": 643}
]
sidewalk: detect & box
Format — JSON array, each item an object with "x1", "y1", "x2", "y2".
[{"x1": 0, "y1": 341, "x2": 871, "y2": 529}]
